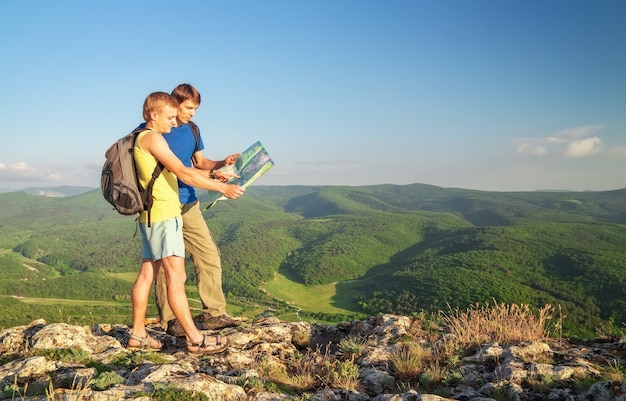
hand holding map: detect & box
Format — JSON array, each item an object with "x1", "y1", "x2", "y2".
[{"x1": 204, "y1": 141, "x2": 274, "y2": 209}]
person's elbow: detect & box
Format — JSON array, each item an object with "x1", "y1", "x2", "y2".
[{"x1": 172, "y1": 167, "x2": 194, "y2": 183}]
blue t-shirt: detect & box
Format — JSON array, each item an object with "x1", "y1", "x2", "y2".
[{"x1": 137, "y1": 122, "x2": 205, "y2": 205}]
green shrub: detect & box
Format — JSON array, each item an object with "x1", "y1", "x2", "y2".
[
  {"x1": 133, "y1": 383, "x2": 209, "y2": 401},
  {"x1": 91, "y1": 371, "x2": 125, "y2": 390}
]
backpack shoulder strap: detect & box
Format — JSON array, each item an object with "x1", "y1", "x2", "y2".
[
  {"x1": 188, "y1": 121, "x2": 200, "y2": 166},
  {"x1": 131, "y1": 127, "x2": 165, "y2": 185},
  {"x1": 131, "y1": 127, "x2": 164, "y2": 226},
  {"x1": 144, "y1": 161, "x2": 164, "y2": 227}
]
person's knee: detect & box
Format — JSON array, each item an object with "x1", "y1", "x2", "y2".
[{"x1": 166, "y1": 273, "x2": 187, "y2": 288}]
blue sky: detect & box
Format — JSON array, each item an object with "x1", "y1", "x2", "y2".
[{"x1": 1, "y1": 0, "x2": 625, "y2": 192}]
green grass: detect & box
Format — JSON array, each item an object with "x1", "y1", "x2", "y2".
[
  {"x1": 105, "y1": 272, "x2": 137, "y2": 283},
  {"x1": 1, "y1": 295, "x2": 123, "y2": 307},
  {"x1": 264, "y1": 267, "x2": 361, "y2": 315}
]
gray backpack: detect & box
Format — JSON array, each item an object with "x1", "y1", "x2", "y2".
[{"x1": 101, "y1": 128, "x2": 163, "y2": 225}]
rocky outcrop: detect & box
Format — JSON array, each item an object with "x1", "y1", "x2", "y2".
[{"x1": 0, "y1": 315, "x2": 624, "y2": 400}]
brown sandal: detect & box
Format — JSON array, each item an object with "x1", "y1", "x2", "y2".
[
  {"x1": 186, "y1": 334, "x2": 229, "y2": 355},
  {"x1": 128, "y1": 333, "x2": 162, "y2": 351}
]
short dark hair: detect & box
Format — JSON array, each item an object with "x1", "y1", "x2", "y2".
[{"x1": 171, "y1": 83, "x2": 201, "y2": 105}]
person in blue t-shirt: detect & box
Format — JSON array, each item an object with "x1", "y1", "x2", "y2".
[{"x1": 154, "y1": 84, "x2": 246, "y2": 336}]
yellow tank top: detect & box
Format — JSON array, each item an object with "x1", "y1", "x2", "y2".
[{"x1": 134, "y1": 129, "x2": 181, "y2": 223}]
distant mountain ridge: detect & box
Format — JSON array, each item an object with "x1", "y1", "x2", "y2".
[
  {"x1": 0, "y1": 183, "x2": 621, "y2": 198},
  {"x1": 0, "y1": 185, "x2": 96, "y2": 197}
]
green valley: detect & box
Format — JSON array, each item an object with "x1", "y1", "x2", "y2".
[{"x1": 0, "y1": 184, "x2": 624, "y2": 338}]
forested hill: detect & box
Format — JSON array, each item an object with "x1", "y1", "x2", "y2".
[{"x1": 0, "y1": 184, "x2": 625, "y2": 338}]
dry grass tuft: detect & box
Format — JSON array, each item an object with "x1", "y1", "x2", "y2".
[
  {"x1": 442, "y1": 299, "x2": 553, "y2": 348},
  {"x1": 258, "y1": 344, "x2": 360, "y2": 392},
  {"x1": 338, "y1": 335, "x2": 369, "y2": 361},
  {"x1": 605, "y1": 358, "x2": 625, "y2": 382},
  {"x1": 389, "y1": 342, "x2": 431, "y2": 380}
]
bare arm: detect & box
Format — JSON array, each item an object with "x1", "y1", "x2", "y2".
[
  {"x1": 193, "y1": 151, "x2": 221, "y2": 170},
  {"x1": 193, "y1": 151, "x2": 241, "y2": 182},
  {"x1": 140, "y1": 132, "x2": 245, "y2": 198}
]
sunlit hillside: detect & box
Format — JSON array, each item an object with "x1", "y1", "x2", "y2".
[{"x1": 0, "y1": 185, "x2": 625, "y2": 338}]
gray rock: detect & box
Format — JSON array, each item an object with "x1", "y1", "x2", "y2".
[{"x1": 0, "y1": 315, "x2": 624, "y2": 400}]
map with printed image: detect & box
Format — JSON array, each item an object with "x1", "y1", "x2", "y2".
[{"x1": 204, "y1": 141, "x2": 274, "y2": 209}]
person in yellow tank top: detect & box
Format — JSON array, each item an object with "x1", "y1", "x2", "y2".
[
  {"x1": 134, "y1": 128, "x2": 181, "y2": 223},
  {"x1": 128, "y1": 92, "x2": 246, "y2": 355}
]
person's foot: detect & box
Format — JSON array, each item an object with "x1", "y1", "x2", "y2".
[
  {"x1": 198, "y1": 313, "x2": 244, "y2": 330},
  {"x1": 166, "y1": 318, "x2": 186, "y2": 337},
  {"x1": 127, "y1": 332, "x2": 162, "y2": 351},
  {"x1": 186, "y1": 334, "x2": 229, "y2": 355}
]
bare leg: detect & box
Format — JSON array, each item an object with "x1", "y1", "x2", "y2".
[
  {"x1": 129, "y1": 258, "x2": 161, "y2": 348},
  {"x1": 160, "y1": 255, "x2": 205, "y2": 344}
]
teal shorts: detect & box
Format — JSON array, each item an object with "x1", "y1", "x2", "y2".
[{"x1": 139, "y1": 216, "x2": 185, "y2": 260}]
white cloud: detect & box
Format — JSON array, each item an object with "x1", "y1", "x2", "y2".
[
  {"x1": 0, "y1": 162, "x2": 63, "y2": 183},
  {"x1": 545, "y1": 136, "x2": 566, "y2": 144},
  {"x1": 515, "y1": 139, "x2": 549, "y2": 156},
  {"x1": 564, "y1": 137, "x2": 602, "y2": 158},
  {"x1": 530, "y1": 146, "x2": 548, "y2": 156},
  {"x1": 554, "y1": 124, "x2": 604, "y2": 139},
  {"x1": 7, "y1": 162, "x2": 37, "y2": 172},
  {"x1": 514, "y1": 124, "x2": 606, "y2": 158},
  {"x1": 0, "y1": 160, "x2": 104, "y2": 190}
]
